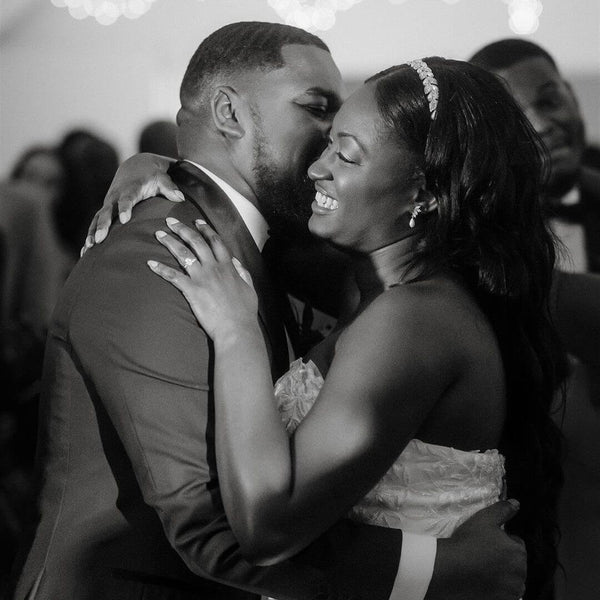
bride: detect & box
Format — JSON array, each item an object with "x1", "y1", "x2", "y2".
[{"x1": 97, "y1": 58, "x2": 567, "y2": 599}]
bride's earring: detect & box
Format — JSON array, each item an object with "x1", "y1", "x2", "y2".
[{"x1": 409, "y1": 204, "x2": 423, "y2": 229}]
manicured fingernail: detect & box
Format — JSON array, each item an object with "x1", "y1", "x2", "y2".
[
  {"x1": 94, "y1": 230, "x2": 106, "y2": 243},
  {"x1": 155, "y1": 230, "x2": 167, "y2": 239},
  {"x1": 195, "y1": 219, "x2": 207, "y2": 227},
  {"x1": 80, "y1": 246, "x2": 85, "y2": 257},
  {"x1": 232, "y1": 257, "x2": 241, "y2": 267},
  {"x1": 166, "y1": 217, "x2": 179, "y2": 227},
  {"x1": 173, "y1": 191, "x2": 185, "y2": 201},
  {"x1": 507, "y1": 498, "x2": 520, "y2": 510},
  {"x1": 147, "y1": 260, "x2": 158, "y2": 269}
]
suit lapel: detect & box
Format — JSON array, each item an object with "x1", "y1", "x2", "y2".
[
  {"x1": 580, "y1": 168, "x2": 600, "y2": 273},
  {"x1": 168, "y1": 161, "x2": 290, "y2": 379}
]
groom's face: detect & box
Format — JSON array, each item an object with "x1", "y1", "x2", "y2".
[{"x1": 247, "y1": 44, "x2": 344, "y2": 238}]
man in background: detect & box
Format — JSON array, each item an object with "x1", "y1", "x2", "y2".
[{"x1": 471, "y1": 38, "x2": 600, "y2": 600}]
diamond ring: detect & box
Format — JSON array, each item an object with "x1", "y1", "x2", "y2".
[{"x1": 182, "y1": 256, "x2": 197, "y2": 270}]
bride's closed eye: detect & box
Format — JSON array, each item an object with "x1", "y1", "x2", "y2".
[
  {"x1": 326, "y1": 136, "x2": 356, "y2": 165},
  {"x1": 336, "y1": 151, "x2": 355, "y2": 164}
]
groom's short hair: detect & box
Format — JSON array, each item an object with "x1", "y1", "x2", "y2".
[{"x1": 180, "y1": 21, "x2": 329, "y2": 111}]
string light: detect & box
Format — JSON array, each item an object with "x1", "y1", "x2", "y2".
[
  {"x1": 268, "y1": 0, "x2": 364, "y2": 32},
  {"x1": 50, "y1": 0, "x2": 545, "y2": 34},
  {"x1": 387, "y1": 0, "x2": 543, "y2": 34},
  {"x1": 50, "y1": 0, "x2": 157, "y2": 25},
  {"x1": 506, "y1": 0, "x2": 543, "y2": 34}
]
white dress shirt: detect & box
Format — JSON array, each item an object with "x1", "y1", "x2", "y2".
[
  {"x1": 549, "y1": 186, "x2": 588, "y2": 273},
  {"x1": 185, "y1": 160, "x2": 269, "y2": 251},
  {"x1": 185, "y1": 160, "x2": 296, "y2": 359}
]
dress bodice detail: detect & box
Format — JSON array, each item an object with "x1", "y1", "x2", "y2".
[{"x1": 274, "y1": 358, "x2": 505, "y2": 538}]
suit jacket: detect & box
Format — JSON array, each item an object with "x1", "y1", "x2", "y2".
[
  {"x1": 580, "y1": 166, "x2": 600, "y2": 273},
  {"x1": 10, "y1": 162, "x2": 404, "y2": 600},
  {"x1": 552, "y1": 166, "x2": 600, "y2": 600}
]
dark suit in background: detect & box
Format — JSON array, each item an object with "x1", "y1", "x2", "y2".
[
  {"x1": 579, "y1": 166, "x2": 600, "y2": 273},
  {"x1": 550, "y1": 165, "x2": 600, "y2": 600}
]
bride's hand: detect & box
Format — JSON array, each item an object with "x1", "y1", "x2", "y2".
[
  {"x1": 147, "y1": 218, "x2": 259, "y2": 340},
  {"x1": 81, "y1": 153, "x2": 183, "y2": 255}
]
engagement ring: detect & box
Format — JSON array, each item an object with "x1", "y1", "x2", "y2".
[{"x1": 182, "y1": 257, "x2": 197, "y2": 270}]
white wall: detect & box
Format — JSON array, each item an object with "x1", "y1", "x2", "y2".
[{"x1": 1, "y1": 0, "x2": 599, "y2": 173}]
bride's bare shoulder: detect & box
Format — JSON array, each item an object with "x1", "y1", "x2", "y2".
[
  {"x1": 345, "y1": 277, "x2": 486, "y2": 349},
  {"x1": 373, "y1": 276, "x2": 472, "y2": 315}
]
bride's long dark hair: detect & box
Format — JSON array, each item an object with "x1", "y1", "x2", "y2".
[{"x1": 367, "y1": 58, "x2": 568, "y2": 599}]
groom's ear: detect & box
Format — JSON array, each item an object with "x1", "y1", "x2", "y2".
[{"x1": 211, "y1": 86, "x2": 245, "y2": 139}]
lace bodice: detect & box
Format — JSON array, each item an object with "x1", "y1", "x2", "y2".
[{"x1": 274, "y1": 358, "x2": 505, "y2": 538}]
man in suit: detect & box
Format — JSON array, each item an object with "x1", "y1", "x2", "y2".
[
  {"x1": 471, "y1": 39, "x2": 600, "y2": 600},
  {"x1": 469, "y1": 39, "x2": 600, "y2": 274},
  {"x1": 11, "y1": 23, "x2": 525, "y2": 600}
]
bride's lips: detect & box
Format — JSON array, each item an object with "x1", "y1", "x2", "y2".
[{"x1": 311, "y1": 187, "x2": 339, "y2": 214}]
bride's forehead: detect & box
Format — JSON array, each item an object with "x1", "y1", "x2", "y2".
[{"x1": 332, "y1": 86, "x2": 382, "y2": 130}]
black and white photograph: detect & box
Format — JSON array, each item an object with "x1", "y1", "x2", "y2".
[{"x1": 1, "y1": 1, "x2": 599, "y2": 599}]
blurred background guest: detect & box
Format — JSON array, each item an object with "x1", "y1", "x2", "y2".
[
  {"x1": 582, "y1": 144, "x2": 600, "y2": 171},
  {"x1": 0, "y1": 144, "x2": 68, "y2": 589},
  {"x1": 10, "y1": 146, "x2": 66, "y2": 204},
  {"x1": 0, "y1": 129, "x2": 118, "y2": 592},
  {"x1": 471, "y1": 39, "x2": 600, "y2": 600},
  {"x1": 54, "y1": 129, "x2": 120, "y2": 258},
  {"x1": 1, "y1": 145, "x2": 68, "y2": 385},
  {"x1": 470, "y1": 39, "x2": 600, "y2": 274},
  {"x1": 138, "y1": 119, "x2": 178, "y2": 157}
]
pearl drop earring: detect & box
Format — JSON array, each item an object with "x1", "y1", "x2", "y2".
[{"x1": 409, "y1": 205, "x2": 423, "y2": 229}]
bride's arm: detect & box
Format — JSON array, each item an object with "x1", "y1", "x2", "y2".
[
  {"x1": 149, "y1": 219, "x2": 460, "y2": 566},
  {"x1": 83, "y1": 152, "x2": 183, "y2": 252}
]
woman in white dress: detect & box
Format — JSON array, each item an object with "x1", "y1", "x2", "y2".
[{"x1": 104, "y1": 59, "x2": 566, "y2": 598}]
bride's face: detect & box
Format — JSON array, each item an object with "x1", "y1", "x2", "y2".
[{"x1": 307, "y1": 83, "x2": 421, "y2": 253}]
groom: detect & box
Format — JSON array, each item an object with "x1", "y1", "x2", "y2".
[{"x1": 11, "y1": 23, "x2": 525, "y2": 600}]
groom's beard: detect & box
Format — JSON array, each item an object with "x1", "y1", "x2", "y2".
[
  {"x1": 253, "y1": 160, "x2": 315, "y2": 240},
  {"x1": 251, "y1": 122, "x2": 317, "y2": 241}
]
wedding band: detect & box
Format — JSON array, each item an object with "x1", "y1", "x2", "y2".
[{"x1": 182, "y1": 256, "x2": 197, "y2": 270}]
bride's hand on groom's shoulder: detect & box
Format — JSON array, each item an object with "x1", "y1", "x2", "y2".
[
  {"x1": 427, "y1": 499, "x2": 526, "y2": 600},
  {"x1": 148, "y1": 218, "x2": 259, "y2": 341},
  {"x1": 81, "y1": 152, "x2": 182, "y2": 255}
]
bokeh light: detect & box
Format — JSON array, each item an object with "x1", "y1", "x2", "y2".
[{"x1": 51, "y1": 0, "x2": 157, "y2": 25}]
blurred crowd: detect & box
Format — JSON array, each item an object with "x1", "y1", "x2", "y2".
[
  {"x1": 0, "y1": 120, "x2": 177, "y2": 589},
  {"x1": 0, "y1": 128, "x2": 119, "y2": 581}
]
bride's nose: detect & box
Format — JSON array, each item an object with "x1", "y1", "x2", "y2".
[{"x1": 308, "y1": 148, "x2": 332, "y2": 182}]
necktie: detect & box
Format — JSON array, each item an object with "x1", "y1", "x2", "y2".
[
  {"x1": 262, "y1": 236, "x2": 326, "y2": 358},
  {"x1": 261, "y1": 236, "x2": 304, "y2": 357},
  {"x1": 548, "y1": 202, "x2": 584, "y2": 224}
]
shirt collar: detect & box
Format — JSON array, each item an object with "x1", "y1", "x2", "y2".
[
  {"x1": 560, "y1": 186, "x2": 581, "y2": 206},
  {"x1": 184, "y1": 160, "x2": 269, "y2": 251}
]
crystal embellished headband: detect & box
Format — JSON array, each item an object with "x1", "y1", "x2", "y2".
[{"x1": 407, "y1": 59, "x2": 439, "y2": 120}]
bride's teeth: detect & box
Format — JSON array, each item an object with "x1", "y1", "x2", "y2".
[{"x1": 315, "y1": 191, "x2": 338, "y2": 210}]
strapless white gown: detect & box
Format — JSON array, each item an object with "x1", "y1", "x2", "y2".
[{"x1": 274, "y1": 359, "x2": 505, "y2": 538}]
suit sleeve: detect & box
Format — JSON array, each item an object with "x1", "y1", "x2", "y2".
[{"x1": 67, "y1": 205, "x2": 404, "y2": 600}]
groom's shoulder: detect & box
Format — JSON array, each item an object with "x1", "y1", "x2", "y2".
[
  {"x1": 53, "y1": 195, "x2": 202, "y2": 336},
  {"x1": 63, "y1": 196, "x2": 193, "y2": 294},
  {"x1": 98, "y1": 194, "x2": 204, "y2": 249}
]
